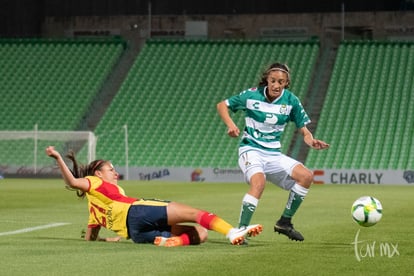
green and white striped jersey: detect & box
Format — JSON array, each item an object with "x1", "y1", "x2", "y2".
[{"x1": 226, "y1": 86, "x2": 310, "y2": 153}]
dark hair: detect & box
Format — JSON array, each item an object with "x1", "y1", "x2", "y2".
[
  {"x1": 258, "y1": 62, "x2": 291, "y2": 88},
  {"x1": 65, "y1": 151, "x2": 108, "y2": 198}
]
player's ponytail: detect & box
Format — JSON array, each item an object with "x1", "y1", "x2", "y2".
[
  {"x1": 65, "y1": 151, "x2": 87, "y2": 198},
  {"x1": 64, "y1": 151, "x2": 108, "y2": 198}
]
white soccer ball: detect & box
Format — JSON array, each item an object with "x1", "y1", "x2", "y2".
[{"x1": 351, "y1": 196, "x2": 383, "y2": 227}]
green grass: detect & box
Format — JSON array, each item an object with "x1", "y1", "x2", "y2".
[{"x1": 1, "y1": 179, "x2": 412, "y2": 275}]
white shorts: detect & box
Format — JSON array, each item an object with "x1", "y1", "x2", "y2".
[{"x1": 238, "y1": 148, "x2": 301, "y2": 190}]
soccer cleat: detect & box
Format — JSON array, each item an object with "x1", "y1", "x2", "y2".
[
  {"x1": 227, "y1": 224, "x2": 263, "y2": 245},
  {"x1": 246, "y1": 224, "x2": 263, "y2": 237},
  {"x1": 154, "y1": 236, "x2": 167, "y2": 246},
  {"x1": 274, "y1": 221, "x2": 304, "y2": 241},
  {"x1": 154, "y1": 236, "x2": 183, "y2": 247}
]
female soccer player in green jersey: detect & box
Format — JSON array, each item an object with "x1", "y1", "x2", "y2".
[
  {"x1": 45, "y1": 146, "x2": 262, "y2": 246},
  {"x1": 217, "y1": 62, "x2": 329, "y2": 241}
]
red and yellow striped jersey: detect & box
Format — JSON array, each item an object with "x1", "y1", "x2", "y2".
[{"x1": 85, "y1": 176, "x2": 137, "y2": 238}]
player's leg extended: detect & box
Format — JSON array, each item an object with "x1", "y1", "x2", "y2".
[
  {"x1": 160, "y1": 202, "x2": 262, "y2": 246},
  {"x1": 166, "y1": 202, "x2": 234, "y2": 235}
]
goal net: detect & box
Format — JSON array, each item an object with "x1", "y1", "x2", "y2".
[{"x1": 0, "y1": 130, "x2": 97, "y2": 177}]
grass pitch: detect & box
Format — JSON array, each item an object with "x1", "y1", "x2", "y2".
[{"x1": 0, "y1": 179, "x2": 412, "y2": 276}]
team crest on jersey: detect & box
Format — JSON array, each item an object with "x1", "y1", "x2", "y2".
[{"x1": 280, "y1": 104, "x2": 288, "y2": 114}]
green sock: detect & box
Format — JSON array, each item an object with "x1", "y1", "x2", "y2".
[
  {"x1": 239, "y1": 202, "x2": 256, "y2": 227},
  {"x1": 238, "y1": 194, "x2": 259, "y2": 228},
  {"x1": 282, "y1": 184, "x2": 308, "y2": 218}
]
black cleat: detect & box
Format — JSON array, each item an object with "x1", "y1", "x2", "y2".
[{"x1": 274, "y1": 221, "x2": 304, "y2": 241}]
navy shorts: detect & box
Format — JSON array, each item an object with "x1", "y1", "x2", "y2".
[{"x1": 126, "y1": 198, "x2": 172, "y2": 243}]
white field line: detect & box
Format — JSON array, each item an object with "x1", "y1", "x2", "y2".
[{"x1": 0, "y1": 222, "x2": 70, "y2": 237}]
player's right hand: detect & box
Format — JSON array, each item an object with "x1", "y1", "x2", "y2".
[{"x1": 227, "y1": 126, "x2": 240, "y2": 137}]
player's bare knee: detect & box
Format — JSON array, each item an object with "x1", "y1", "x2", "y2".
[
  {"x1": 297, "y1": 169, "x2": 313, "y2": 188},
  {"x1": 303, "y1": 169, "x2": 314, "y2": 186}
]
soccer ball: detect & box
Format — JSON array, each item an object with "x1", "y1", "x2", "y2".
[{"x1": 351, "y1": 196, "x2": 383, "y2": 227}]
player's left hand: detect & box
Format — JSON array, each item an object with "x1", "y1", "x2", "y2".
[
  {"x1": 311, "y1": 139, "x2": 329, "y2": 150},
  {"x1": 105, "y1": 236, "x2": 122, "y2": 242}
]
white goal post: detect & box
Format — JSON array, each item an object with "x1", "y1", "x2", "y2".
[{"x1": 0, "y1": 129, "x2": 96, "y2": 177}]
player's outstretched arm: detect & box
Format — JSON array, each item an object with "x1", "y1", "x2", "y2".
[
  {"x1": 45, "y1": 146, "x2": 89, "y2": 191},
  {"x1": 299, "y1": 127, "x2": 329, "y2": 150}
]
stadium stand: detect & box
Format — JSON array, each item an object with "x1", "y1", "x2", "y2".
[
  {"x1": 3, "y1": 38, "x2": 413, "y2": 171},
  {"x1": 0, "y1": 38, "x2": 126, "y2": 166},
  {"x1": 94, "y1": 39, "x2": 320, "y2": 167},
  {"x1": 305, "y1": 41, "x2": 414, "y2": 170}
]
